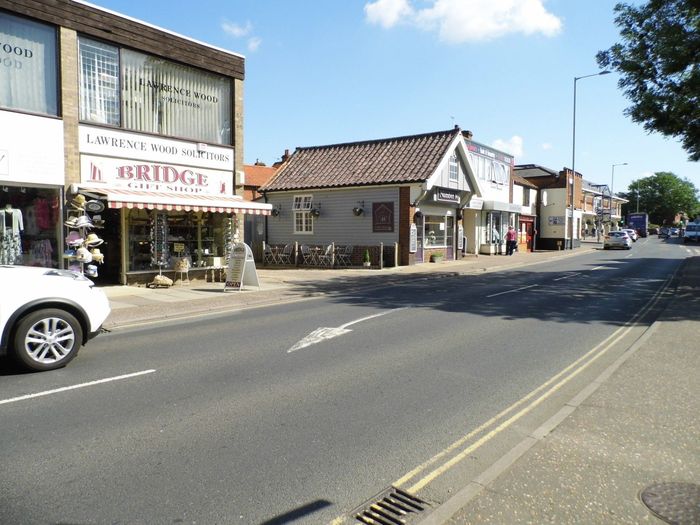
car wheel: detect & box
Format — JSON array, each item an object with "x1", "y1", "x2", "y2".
[{"x1": 13, "y1": 309, "x2": 83, "y2": 371}]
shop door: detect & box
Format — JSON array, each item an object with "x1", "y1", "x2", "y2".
[
  {"x1": 446, "y1": 216, "x2": 454, "y2": 259},
  {"x1": 91, "y1": 208, "x2": 121, "y2": 285}
]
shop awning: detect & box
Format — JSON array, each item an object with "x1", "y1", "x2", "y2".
[{"x1": 76, "y1": 186, "x2": 272, "y2": 215}]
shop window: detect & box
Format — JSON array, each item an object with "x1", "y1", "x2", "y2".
[
  {"x1": 424, "y1": 215, "x2": 446, "y2": 247},
  {"x1": 126, "y1": 209, "x2": 230, "y2": 271},
  {"x1": 293, "y1": 195, "x2": 313, "y2": 234},
  {"x1": 487, "y1": 212, "x2": 502, "y2": 244},
  {"x1": 0, "y1": 186, "x2": 60, "y2": 267},
  {"x1": 79, "y1": 37, "x2": 120, "y2": 125},
  {"x1": 0, "y1": 12, "x2": 58, "y2": 115},
  {"x1": 522, "y1": 188, "x2": 530, "y2": 206},
  {"x1": 449, "y1": 153, "x2": 459, "y2": 181}
]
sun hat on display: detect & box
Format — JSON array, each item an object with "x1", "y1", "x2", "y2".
[
  {"x1": 91, "y1": 215, "x2": 105, "y2": 228},
  {"x1": 64, "y1": 216, "x2": 80, "y2": 228},
  {"x1": 74, "y1": 215, "x2": 94, "y2": 229},
  {"x1": 85, "y1": 233, "x2": 104, "y2": 246},
  {"x1": 85, "y1": 264, "x2": 98, "y2": 278},
  {"x1": 63, "y1": 249, "x2": 77, "y2": 259},
  {"x1": 90, "y1": 248, "x2": 104, "y2": 263},
  {"x1": 65, "y1": 231, "x2": 84, "y2": 246},
  {"x1": 76, "y1": 247, "x2": 93, "y2": 263},
  {"x1": 70, "y1": 194, "x2": 87, "y2": 210}
]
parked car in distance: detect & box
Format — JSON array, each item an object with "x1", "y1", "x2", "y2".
[
  {"x1": 0, "y1": 266, "x2": 111, "y2": 371},
  {"x1": 683, "y1": 223, "x2": 700, "y2": 243},
  {"x1": 622, "y1": 228, "x2": 638, "y2": 242},
  {"x1": 670, "y1": 227, "x2": 680, "y2": 236},
  {"x1": 659, "y1": 227, "x2": 671, "y2": 238},
  {"x1": 604, "y1": 231, "x2": 632, "y2": 250}
]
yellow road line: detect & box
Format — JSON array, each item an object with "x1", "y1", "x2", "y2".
[{"x1": 397, "y1": 273, "x2": 673, "y2": 493}]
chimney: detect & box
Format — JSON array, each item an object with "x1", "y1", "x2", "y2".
[{"x1": 464, "y1": 130, "x2": 473, "y2": 140}]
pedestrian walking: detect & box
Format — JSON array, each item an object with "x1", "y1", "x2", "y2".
[{"x1": 505, "y1": 226, "x2": 517, "y2": 256}]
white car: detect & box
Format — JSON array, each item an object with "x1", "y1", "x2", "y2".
[
  {"x1": 0, "y1": 266, "x2": 111, "y2": 371},
  {"x1": 622, "y1": 228, "x2": 638, "y2": 242},
  {"x1": 603, "y1": 231, "x2": 632, "y2": 250}
]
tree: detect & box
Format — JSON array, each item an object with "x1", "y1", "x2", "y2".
[
  {"x1": 597, "y1": 0, "x2": 700, "y2": 161},
  {"x1": 619, "y1": 172, "x2": 700, "y2": 224}
]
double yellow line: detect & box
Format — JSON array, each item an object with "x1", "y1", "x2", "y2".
[{"x1": 395, "y1": 271, "x2": 674, "y2": 494}]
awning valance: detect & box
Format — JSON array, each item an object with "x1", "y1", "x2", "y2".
[{"x1": 76, "y1": 186, "x2": 272, "y2": 215}]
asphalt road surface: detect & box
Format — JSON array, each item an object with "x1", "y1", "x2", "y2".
[{"x1": 1, "y1": 236, "x2": 693, "y2": 524}]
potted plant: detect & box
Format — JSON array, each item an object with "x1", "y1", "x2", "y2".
[
  {"x1": 363, "y1": 249, "x2": 371, "y2": 267},
  {"x1": 430, "y1": 252, "x2": 444, "y2": 263}
]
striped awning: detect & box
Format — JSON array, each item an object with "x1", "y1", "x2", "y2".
[{"x1": 77, "y1": 187, "x2": 272, "y2": 215}]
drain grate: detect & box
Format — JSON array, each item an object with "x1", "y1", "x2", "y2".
[
  {"x1": 641, "y1": 482, "x2": 700, "y2": 525},
  {"x1": 353, "y1": 487, "x2": 430, "y2": 524}
]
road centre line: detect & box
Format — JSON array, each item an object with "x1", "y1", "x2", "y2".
[
  {"x1": 394, "y1": 270, "x2": 674, "y2": 493},
  {"x1": 485, "y1": 284, "x2": 538, "y2": 298},
  {"x1": 553, "y1": 272, "x2": 581, "y2": 281},
  {"x1": 0, "y1": 369, "x2": 156, "y2": 406}
]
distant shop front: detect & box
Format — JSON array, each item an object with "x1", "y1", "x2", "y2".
[{"x1": 75, "y1": 126, "x2": 270, "y2": 285}]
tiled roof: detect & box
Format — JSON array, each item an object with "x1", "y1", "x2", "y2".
[
  {"x1": 243, "y1": 164, "x2": 277, "y2": 187},
  {"x1": 261, "y1": 128, "x2": 460, "y2": 192}
]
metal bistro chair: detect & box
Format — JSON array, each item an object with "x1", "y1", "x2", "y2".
[
  {"x1": 263, "y1": 243, "x2": 278, "y2": 265},
  {"x1": 318, "y1": 244, "x2": 334, "y2": 267},
  {"x1": 278, "y1": 244, "x2": 293, "y2": 265},
  {"x1": 336, "y1": 244, "x2": 353, "y2": 267},
  {"x1": 300, "y1": 244, "x2": 314, "y2": 265}
]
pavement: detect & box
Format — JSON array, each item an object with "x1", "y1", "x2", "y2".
[{"x1": 98, "y1": 242, "x2": 700, "y2": 524}]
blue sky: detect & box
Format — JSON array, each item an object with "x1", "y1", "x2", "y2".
[{"x1": 87, "y1": 0, "x2": 697, "y2": 194}]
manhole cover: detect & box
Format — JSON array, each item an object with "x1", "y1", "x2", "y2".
[{"x1": 640, "y1": 482, "x2": 700, "y2": 525}]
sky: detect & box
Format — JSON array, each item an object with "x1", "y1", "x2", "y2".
[{"x1": 85, "y1": 0, "x2": 697, "y2": 194}]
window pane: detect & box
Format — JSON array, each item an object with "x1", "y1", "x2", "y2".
[
  {"x1": 121, "y1": 49, "x2": 232, "y2": 144},
  {"x1": 0, "y1": 12, "x2": 57, "y2": 115},
  {"x1": 79, "y1": 37, "x2": 120, "y2": 125}
]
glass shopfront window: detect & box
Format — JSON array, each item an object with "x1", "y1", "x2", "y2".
[
  {"x1": 0, "y1": 12, "x2": 58, "y2": 115},
  {"x1": 126, "y1": 209, "x2": 230, "y2": 271},
  {"x1": 424, "y1": 215, "x2": 447, "y2": 247},
  {"x1": 487, "y1": 212, "x2": 502, "y2": 244},
  {"x1": 121, "y1": 49, "x2": 232, "y2": 144},
  {"x1": 0, "y1": 186, "x2": 60, "y2": 267}
]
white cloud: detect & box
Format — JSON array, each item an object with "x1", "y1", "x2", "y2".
[
  {"x1": 364, "y1": 0, "x2": 414, "y2": 28},
  {"x1": 365, "y1": 0, "x2": 562, "y2": 43},
  {"x1": 222, "y1": 20, "x2": 253, "y2": 38},
  {"x1": 541, "y1": 142, "x2": 552, "y2": 150},
  {"x1": 492, "y1": 135, "x2": 524, "y2": 157},
  {"x1": 247, "y1": 37, "x2": 262, "y2": 52}
]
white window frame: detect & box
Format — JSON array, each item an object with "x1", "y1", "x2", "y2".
[
  {"x1": 293, "y1": 194, "x2": 313, "y2": 234},
  {"x1": 448, "y1": 153, "x2": 459, "y2": 181}
]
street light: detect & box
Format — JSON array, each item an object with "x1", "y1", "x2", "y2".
[
  {"x1": 570, "y1": 70, "x2": 611, "y2": 249},
  {"x1": 611, "y1": 162, "x2": 627, "y2": 230}
]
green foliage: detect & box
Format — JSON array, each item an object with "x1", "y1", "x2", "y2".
[
  {"x1": 597, "y1": 0, "x2": 700, "y2": 161},
  {"x1": 363, "y1": 249, "x2": 371, "y2": 263},
  {"x1": 619, "y1": 172, "x2": 700, "y2": 224}
]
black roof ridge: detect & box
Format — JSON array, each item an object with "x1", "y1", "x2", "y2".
[{"x1": 294, "y1": 128, "x2": 460, "y2": 152}]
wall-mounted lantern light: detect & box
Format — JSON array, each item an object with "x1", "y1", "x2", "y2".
[
  {"x1": 311, "y1": 204, "x2": 321, "y2": 218},
  {"x1": 352, "y1": 201, "x2": 364, "y2": 216},
  {"x1": 271, "y1": 205, "x2": 281, "y2": 217}
]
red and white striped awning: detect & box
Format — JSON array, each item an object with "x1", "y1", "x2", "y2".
[{"x1": 77, "y1": 187, "x2": 272, "y2": 215}]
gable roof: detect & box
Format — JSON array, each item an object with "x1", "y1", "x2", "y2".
[
  {"x1": 243, "y1": 164, "x2": 277, "y2": 187},
  {"x1": 261, "y1": 128, "x2": 461, "y2": 192}
]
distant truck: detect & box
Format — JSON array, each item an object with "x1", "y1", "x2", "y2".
[
  {"x1": 683, "y1": 221, "x2": 700, "y2": 243},
  {"x1": 627, "y1": 212, "x2": 649, "y2": 238}
]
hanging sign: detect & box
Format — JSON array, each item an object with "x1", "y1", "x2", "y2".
[
  {"x1": 458, "y1": 224, "x2": 464, "y2": 250},
  {"x1": 224, "y1": 242, "x2": 260, "y2": 291}
]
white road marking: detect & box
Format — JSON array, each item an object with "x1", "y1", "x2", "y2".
[
  {"x1": 0, "y1": 369, "x2": 156, "y2": 406},
  {"x1": 287, "y1": 308, "x2": 406, "y2": 353},
  {"x1": 486, "y1": 284, "x2": 538, "y2": 298},
  {"x1": 553, "y1": 272, "x2": 580, "y2": 281}
]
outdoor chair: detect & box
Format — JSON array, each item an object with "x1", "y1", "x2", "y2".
[
  {"x1": 263, "y1": 243, "x2": 278, "y2": 265},
  {"x1": 336, "y1": 245, "x2": 353, "y2": 267},
  {"x1": 278, "y1": 244, "x2": 293, "y2": 265},
  {"x1": 300, "y1": 244, "x2": 314, "y2": 265},
  {"x1": 318, "y1": 244, "x2": 334, "y2": 267}
]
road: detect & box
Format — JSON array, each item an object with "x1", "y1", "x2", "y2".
[{"x1": 0, "y1": 237, "x2": 694, "y2": 524}]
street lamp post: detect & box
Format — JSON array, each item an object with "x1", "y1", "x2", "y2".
[
  {"x1": 611, "y1": 162, "x2": 627, "y2": 230},
  {"x1": 571, "y1": 70, "x2": 610, "y2": 248}
]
